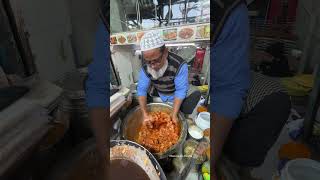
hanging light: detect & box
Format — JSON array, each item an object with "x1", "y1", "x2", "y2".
[{"x1": 165, "y1": 43, "x2": 196, "y2": 47}]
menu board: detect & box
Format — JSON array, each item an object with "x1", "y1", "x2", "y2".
[
  {"x1": 177, "y1": 26, "x2": 195, "y2": 40},
  {"x1": 136, "y1": 32, "x2": 145, "y2": 42},
  {"x1": 116, "y1": 34, "x2": 126, "y2": 44},
  {"x1": 126, "y1": 33, "x2": 137, "y2": 44},
  {"x1": 195, "y1": 24, "x2": 210, "y2": 39},
  {"x1": 163, "y1": 28, "x2": 177, "y2": 41},
  {"x1": 110, "y1": 23, "x2": 210, "y2": 45}
]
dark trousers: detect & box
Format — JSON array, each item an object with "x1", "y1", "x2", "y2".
[
  {"x1": 224, "y1": 92, "x2": 291, "y2": 167},
  {"x1": 180, "y1": 91, "x2": 202, "y2": 114}
]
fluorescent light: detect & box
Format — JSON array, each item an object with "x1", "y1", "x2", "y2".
[
  {"x1": 165, "y1": 43, "x2": 196, "y2": 47},
  {"x1": 135, "y1": 43, "x2": 196, "y2": 53}
]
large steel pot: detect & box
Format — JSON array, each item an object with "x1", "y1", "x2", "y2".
[
  {"x1": 121, "y1": 103, "x2": 188, "y2": 159},
  {"x1": 46, "y1": 139, "x2": 168, "y2": 180},
  {"x1": 110, "y1": 140, "x2": 166, "y2": 180}
]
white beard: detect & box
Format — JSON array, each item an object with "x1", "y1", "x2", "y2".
[{"x1": 147, "y1": 60, "x2": 168, "y2": 79}]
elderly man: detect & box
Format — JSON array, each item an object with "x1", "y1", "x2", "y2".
[{"x1": 137, "y1": 31, "x2": 201, "y2": 122}]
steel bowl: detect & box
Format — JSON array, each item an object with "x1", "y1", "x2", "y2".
[
  {"x1": 110, "y1": 140, "x2": 167, "y2": 180},
  {"x1": 121, "y1": 103, "x2": 188, "y2": 159}
]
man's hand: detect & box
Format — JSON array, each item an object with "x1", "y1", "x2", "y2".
[
  {"x1": 138, "y1": 96, "x2": 150, "y2": 122},
  {"x1": 212, "y1": 113, "x2": 234, "y2": 173},
  {"x1": 143, "y1": 112, "x2": 152, "y2": 122},
  {"x1": 143, "y1": 112, "x2": 154, "y2": 128},
  {"x1": 173, "y1": 98, "x2": 183, "y2": 119},
  {"x1": 172, "y1": 114, "x2": 179, "y2": 124},
  {"x1": 89, "y1": 108, "x2": 108, "y2": 180},
  {"x1": 89, "y1": 108, "x2": 108, "y2": 156}
]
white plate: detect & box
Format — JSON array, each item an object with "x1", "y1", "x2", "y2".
[{"x1": 188, "y1": 125, "x2": 204, "y2": 140}]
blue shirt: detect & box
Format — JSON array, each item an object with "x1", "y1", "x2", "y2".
[
  {"x1": 137, "y1": 63, "x2": 189, "y2": 102},
  {"x1": 211, "y1": 4, "x2": 251, "y2": 119},
  {"x1": 85, "y1": 20, "x2": 109, "y2": 108}
]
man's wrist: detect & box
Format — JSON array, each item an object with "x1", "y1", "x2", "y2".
[
  {"x1": 142, "y1": 110, "x2": 148, "y2": 116},
  {"x1": 172, "y1": 105, "x2": 179, "y2": 116}
]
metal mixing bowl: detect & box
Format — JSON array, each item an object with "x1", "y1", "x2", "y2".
[
  {"x1": 120, "y1": 103, "x2": 188, "y2": 159},
  {"x1": 110, "y1": 140, "x2": 166, "y2": 180}
]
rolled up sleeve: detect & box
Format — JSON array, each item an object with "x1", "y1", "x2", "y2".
[
  {"x1": 137, "y1": 69, "x2": 151, "y2": 97},
  {"x1": 211, "y1": 4, "x2": 251, "y2": 119},
  {"x1": 85, "y1": 20, "x2": 109, "y2": 108},
  {"x1": 174, "y1": 63, "x2": 189, "y2": 100}
]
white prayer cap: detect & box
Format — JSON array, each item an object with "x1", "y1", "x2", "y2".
[{"x1": 140, "y1": 31, "x2": 165, "y2": 51}]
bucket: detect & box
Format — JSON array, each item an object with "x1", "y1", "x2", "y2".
[
  {"x1": 281, "y1": 158, "x2": 320, "y2": 180},
  {"x1": 195, "y1": 112, "x2": 210, "y2": 130}
]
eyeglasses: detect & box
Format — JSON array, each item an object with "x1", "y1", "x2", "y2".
[{"x1": 144, "y1": 53, "x2": 163, "y2": 66}]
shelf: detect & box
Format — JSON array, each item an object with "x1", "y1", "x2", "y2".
[{"x1": 111, "y1": 23, "x2": 210, "y2": 46}]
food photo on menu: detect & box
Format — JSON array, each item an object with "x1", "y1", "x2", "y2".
[{"x1": 178, "y1": 27, "x2": 195, "y2": 40}]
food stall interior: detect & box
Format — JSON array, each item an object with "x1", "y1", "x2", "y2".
[{"x1": 109, "y1": 1, "x2": 214, "y2": 179}]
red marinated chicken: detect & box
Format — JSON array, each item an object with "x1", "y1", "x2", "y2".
[{"x1": 137, "y1": 111, "x2": 180, "y2": 153}]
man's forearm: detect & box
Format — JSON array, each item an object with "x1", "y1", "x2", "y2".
[
  {"x1": 89, "y1": 107, "x2": 109, "y2": 179},
  {"x1": 173, "y1": 97, "x2": 183, "y2": 116},
  {"x1": 138, "y1": 96, "x2": 148, "y2": 115},
  {"x1": 212, "y1": 112, "x2": 234, "y2": 167},
  {"x1": 89, "y1": 108, "x2": 109, "y2": 158}
]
